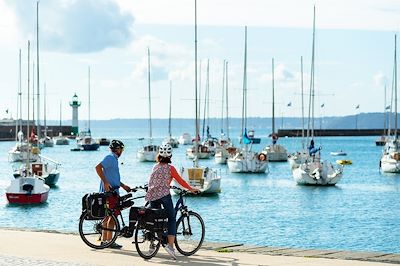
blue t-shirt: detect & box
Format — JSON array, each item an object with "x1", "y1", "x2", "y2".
[{"x1": 99, "y1": 153, "x2": 121, "y2": 194}]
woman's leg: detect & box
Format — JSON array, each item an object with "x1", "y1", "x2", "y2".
[{"x1": 159, "y1": 194, "x2": 176, "y2": 248}]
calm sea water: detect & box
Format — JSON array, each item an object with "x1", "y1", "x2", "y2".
[{"x1": 1, "y1": 125, "x2": 399, "y2": 254}]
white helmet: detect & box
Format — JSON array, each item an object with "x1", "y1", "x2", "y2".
[{"x1": 159, "y1": 143, "x2": 172, "y2": 158}]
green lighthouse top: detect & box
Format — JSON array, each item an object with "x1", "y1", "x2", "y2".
[{"x1": 69, "y1": 93, "x2": 81, "y2": 107}]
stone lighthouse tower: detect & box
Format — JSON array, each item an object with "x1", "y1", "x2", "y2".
[{"x1": 69, "y1": 93, "x2": 81, "y2": 136}]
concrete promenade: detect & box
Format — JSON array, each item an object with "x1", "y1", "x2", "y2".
[{"x1": 1, "y1": 228, "x2": 399, "y2": 265}]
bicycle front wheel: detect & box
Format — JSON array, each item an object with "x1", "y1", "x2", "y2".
[
  {"x1": 175, "y1": 211, "x2": 205, "y2": 256},
  {"x1": 134, "y1": 227, "x2": 161, "y2": 259},
  {"x1": 78, "y1": 211, "x2": 120, "y2": 249}
]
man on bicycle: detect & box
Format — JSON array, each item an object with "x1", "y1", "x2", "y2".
[{"x1": 95, "y1": 139, "x2": 131, "y2": 249}]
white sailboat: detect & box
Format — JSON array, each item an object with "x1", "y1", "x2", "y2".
[
  {"x1": 380, "y1": 34, "x2": 400, "y2": 173},
  {"x1": 175, "y1": 0, "x2": 221, "y2": 194},
  {"x1": 162, "y1": 81, "x2": 179, "y2": 148},
  {"x1": 137, "y1": 48, "x2": 159, "y2": 162},
  {"x1": 288, "y1": 56, "x2": 309, "y2": 169},
  {"x1": 227, "y1": 26, "x2": 268, "y2": 173},
  {"x1": 215, "y1": 60, "x2": 236, "y2": 164},
  {"x1": 291, "y1": 6, "x2": 343, "y2": 185},
  {"x1": 54, "y1": 101, "x2": 69, "y2": 145},
  {"x1": 263, "y1": 58, "x2": 288, "y2": 162},
  {"x1": 8, "y1": 49, "x2": 40, "y2": 163},
  {"x1": 75, "y1": 67, "x2": 100, "y2": 151},
  {"x1": 6, "y1": 40, "x2": 50, "y2": 204}
]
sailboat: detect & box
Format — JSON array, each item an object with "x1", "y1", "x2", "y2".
[
  {"x1": 137, "y1": 48, "x2": 159, "y2": 162},
  {"x1": 380, "y1": 34, "x2": 400, "y2": 173},
  {"x1": 187, "y1": 60, "x2": 213, "y2": 159},
  {"x1": 162, "y1": 81, "x2": 179, "y2": 148},
  {"x1": 291, "y1": 6, "x2": 343, "y2": 185},
  {"x1": 263, "y1": 58, "x2": 288, "y2": 162},
  {"x1": 40, "y1": 83, "x2": 54, "y2": 147},
  {"x1": 376, "y1": 84, "x2": 389, "y2": 146},
  {"x1": 215, "y1": 60, "x2": 237, "y2": 164},
  {"x1": 175, "y1": 0, "x2": 221, "y2": 194},
  {"x1": 8, "y1": 49, "x2": 40, "y2": 163},
  {"x1": 227, "y1": 26, "x2": 268, "y2": 173},
  {"x1": 288, "y1": 56, "x2": 309, "y2": 169},
  {"x1": 75, "y1": 67, "x2": 100, "y2": 151},
  {"x1": 6, "y1": 40, "x2": 50, "y2": 204},
  {"x1": 54, "y1": 101, "x2": 69, "y2": 145}
]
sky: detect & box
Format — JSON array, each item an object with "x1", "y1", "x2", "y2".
[{"x1": 0, "y1": 0, "x2": 399, "y2": 121}]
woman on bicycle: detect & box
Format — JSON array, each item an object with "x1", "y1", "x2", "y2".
[{"x1": 145, "y1": 143, "x2": 200, "y2": 260}]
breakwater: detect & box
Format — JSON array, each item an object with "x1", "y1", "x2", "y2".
[
  {"x1": 0, "y1": 125, "x2": 72, "y2": 141},
  {"x1": 278, "y1": 128, "x2": 388, "y2": 137}
]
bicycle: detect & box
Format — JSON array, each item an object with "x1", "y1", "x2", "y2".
[
  {"x1": 78, "y1": 185, "x2": 147, "y2": 249},
  {"x1": 133, "y1": 186, "x2": 205, "y2": 259}
]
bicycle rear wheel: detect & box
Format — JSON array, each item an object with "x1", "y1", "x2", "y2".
[
  {"x1": 78, "y1": 211, "x2": 120, "y2": 249},
  {"x1": 175, "y1": 211, "x2": 205, "y2": 256},
  {"x1": 134, "y1": 227, "x2": 161, "y2": 259}
]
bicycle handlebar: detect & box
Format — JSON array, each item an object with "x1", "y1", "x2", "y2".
[
  {"x1": 129, "y1": 184, "x2": 148, "y2": 193},
  {"x1": 170, "y1": 185, "x2": 200, "y2": 195}
]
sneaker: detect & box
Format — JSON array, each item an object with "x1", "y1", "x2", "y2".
[
  {"x1": 108, "y1": 242, "x2": 123, "y2": 249},
  {"x1": 164, "y1": 245, "x2": 177, "y2": 260}
]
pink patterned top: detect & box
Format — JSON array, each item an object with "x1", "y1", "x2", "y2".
[{"x1": 145, "y1": 163, "x2": 191, "y2": 202}]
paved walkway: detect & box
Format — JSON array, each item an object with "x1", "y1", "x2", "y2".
[{"x1": 1, "y1": 228, "x2": 399, "y2": 265}]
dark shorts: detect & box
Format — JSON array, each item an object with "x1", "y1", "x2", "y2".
[{"x1": 107, "y1": 194, "x2": 120, "y2": 215}]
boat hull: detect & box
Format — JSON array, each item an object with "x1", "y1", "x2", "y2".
[
  {"x1": 6, "y1": 177, "x2": 50, "y2": 204},
  {"x1": 292, "y1": 160, "x2": 343, "y2": 185}
]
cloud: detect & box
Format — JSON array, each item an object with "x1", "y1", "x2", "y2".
[{"x1": 7, "y1": 0, "x2": 134, "y2": 53}]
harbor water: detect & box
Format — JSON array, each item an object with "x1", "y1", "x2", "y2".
[{"x1": 0, "y1": 125, "x2": 399, "y2": 254}]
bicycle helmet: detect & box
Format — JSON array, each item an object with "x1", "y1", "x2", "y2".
[
  {"x1": 159, "y1": 143, "x2": 172, "y2": 158},
  {"x1": 109, "y1": 139, "x2": 125, "y2": 150}
]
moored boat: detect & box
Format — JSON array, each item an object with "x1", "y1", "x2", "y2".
[{"x1": 6, "y1": 176, "x2": 50, "y2": 204}]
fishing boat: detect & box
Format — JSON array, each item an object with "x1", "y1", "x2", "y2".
[
  {"x1": 137, "y1": 48, "x2": 159, "y2": 162},
  {"x1": 162, "y1": 81, "x2": 179, "y2": 148},
  {"x1": 175, "y1": 0, "x2": 221, "y2": 194},
  {"x1": 380, "y1": 35, "x2": 400, "y2": 173},
  {"x1": 227, "y1": 27, "x2": 268, "y2": 174},
  {"x1": 263, "y1": 58, "x2": 288, "y2": 162},
  {"x1": 291, "y1": 7, "x2": 343, "y2": 185},
  {"x1": 54, "y1": 132, "x2": 69, "y2": 145}
]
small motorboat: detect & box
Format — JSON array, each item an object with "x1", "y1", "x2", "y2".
[
  {"x1": 6, "y1": 176, "x2": 50, "y2": 204},
  {"x1": 330, "y1": 151, "x2": 347, "y2": 156},
  {"x1": 336, "y1": 159, "x2": 352, "y2": 165},
  {"x1": 98, "y1": 138, "x2": 110, "y2": 146}
]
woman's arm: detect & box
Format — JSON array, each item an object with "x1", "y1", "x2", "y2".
[{"x1": 170, "y1": 165, "x2": 195, "y2": 191}]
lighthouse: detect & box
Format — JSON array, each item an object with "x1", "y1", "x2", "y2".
[{"x1": 69, "y1": 93, "x2": 81, "y2": 136}]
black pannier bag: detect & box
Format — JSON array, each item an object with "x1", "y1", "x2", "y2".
[
  {"x1": 130, "y1": 207, "x2": 168, "y2": 231},
  {"x1": 82, "y1": 193, "x2": 107, "y2": 220}
]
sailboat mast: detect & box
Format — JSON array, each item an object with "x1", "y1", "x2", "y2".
[
  {"x1": 225, "y1": 61, "x2": 229, "y2": 139},
  {"x1": 36, "y1": 0, "x2": 41, "y2": 139},
  {"x1": 27, "y1": 41, "x2": 31, "y2": 169},
  {"x1": 16, "y1": 49, "x2": 22, "y2": 140},
  {"x1": 168, "y1": 81, "x2": 172, "y2": 138},
  {"x1": 241, "y1": 26, "x2": 248, "y2": 139},
  {"x1": 307, "y1": 6, "x2": 316, "y2": 145},
  {"x1": 272, "y1": 57, "x2": 275, "y2": 134},
  {"x1": 301, "y1": 56, "x2": 305, "y2": 150},
  {"x1": 194, "y1": 0, "x2": 199, "y2": 166},
  {"x1": 395, "y1": 34, "x2": 398, "y2": 140},
  {"x1": 59, "y1": 101, "x2": 62, "y2": 132},
  {"x1": 44, "y1": 83, "x2": 47, "y2": 136},
  {"x1": 221, "y1": 60, "x2": 226, "y2": 135},
  {"x1": 88, "y1": 66, "x2": 91, "y2": 131},
  {"x1": 147, "y1": 48, "x2": 152, "y2": 142}
]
